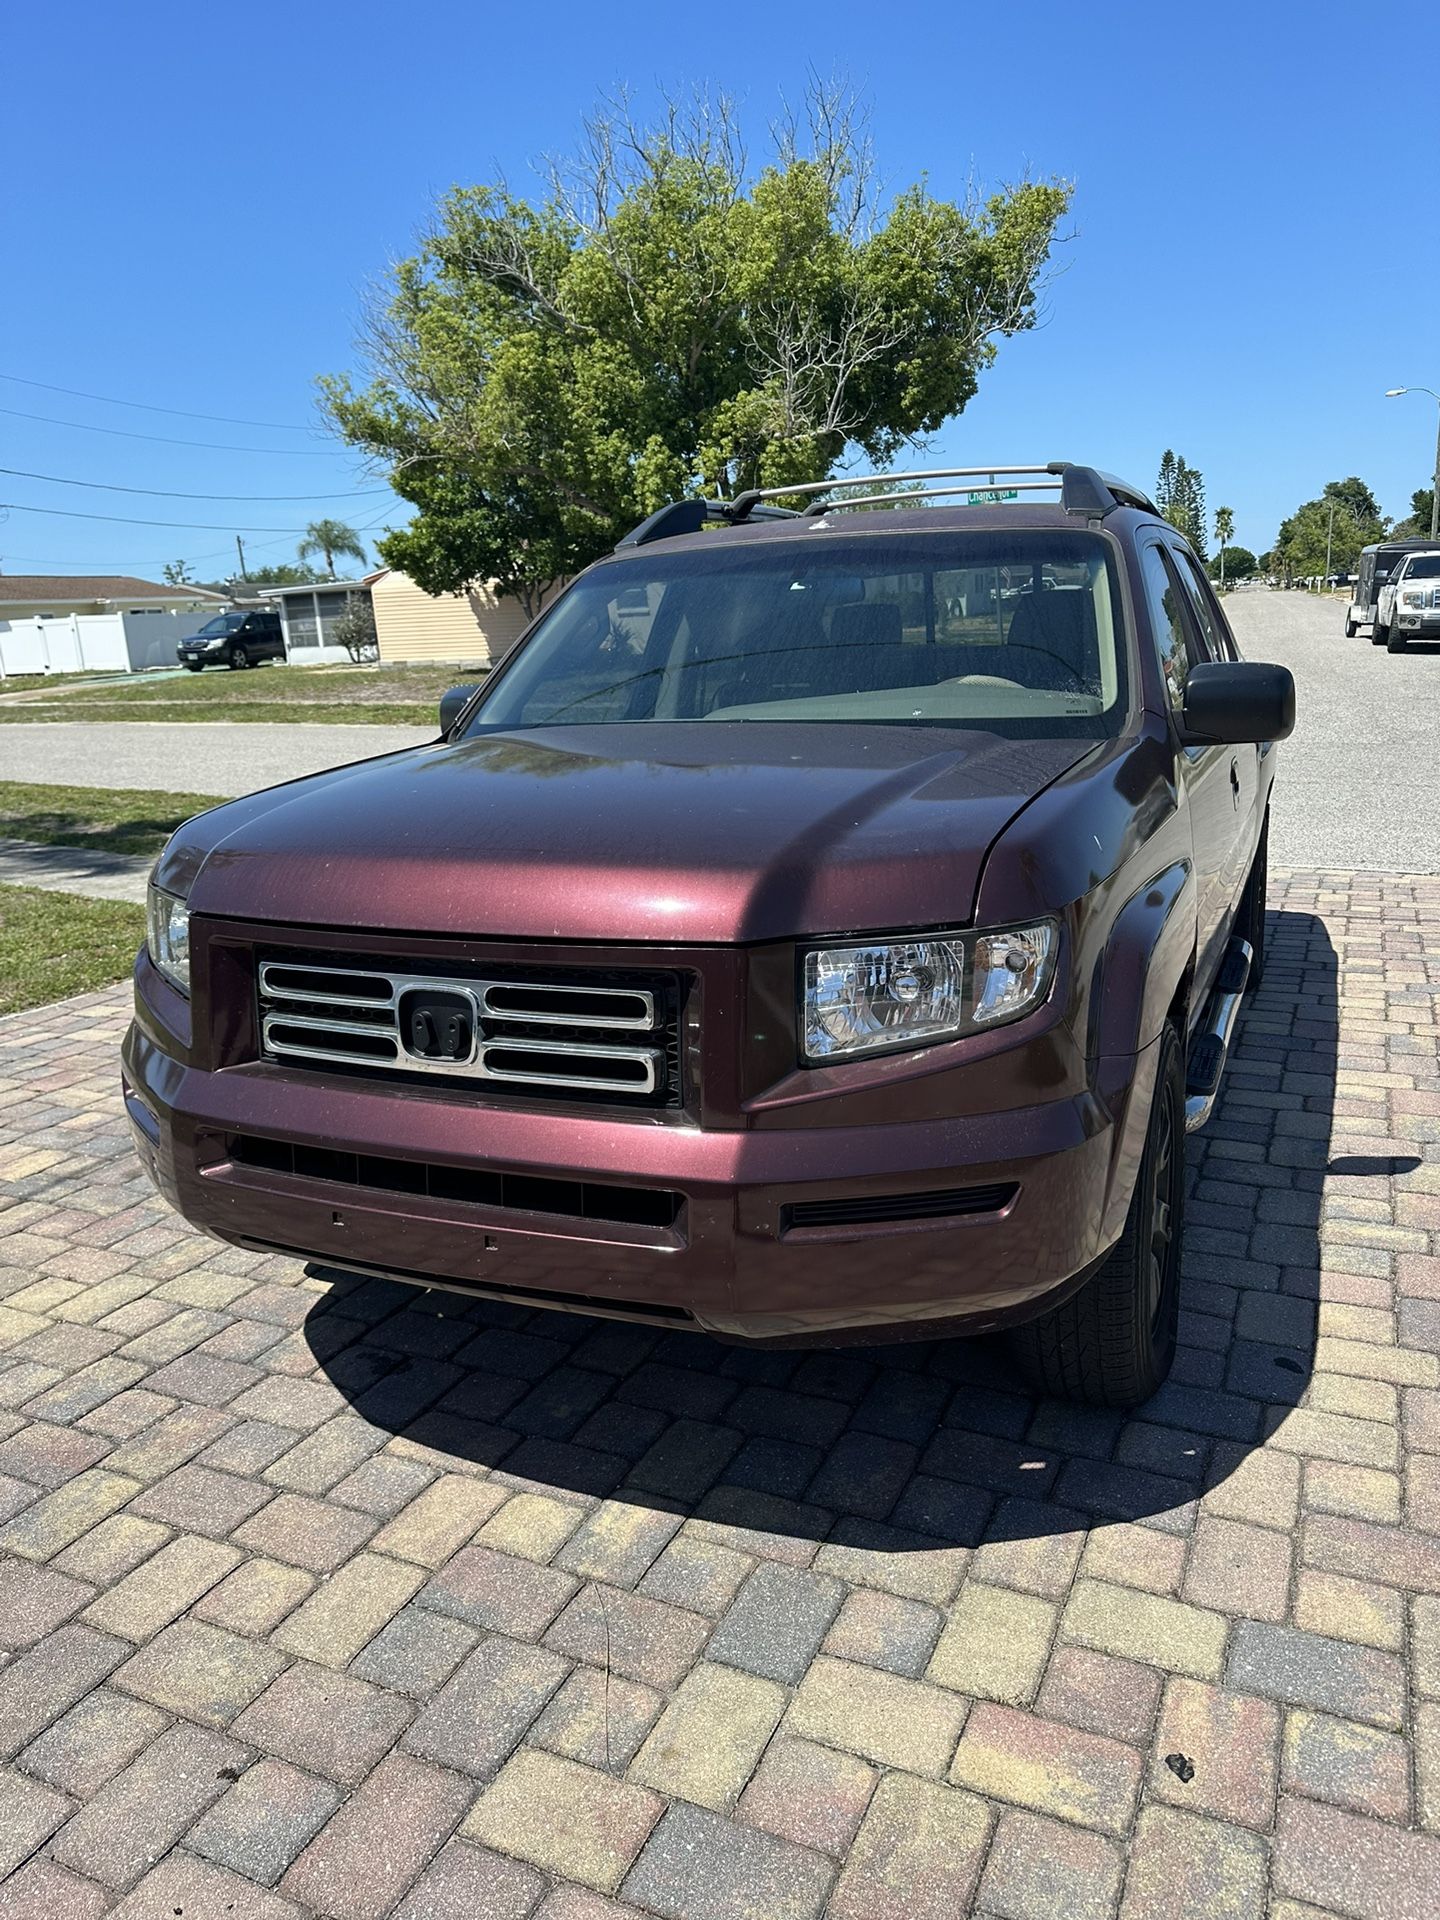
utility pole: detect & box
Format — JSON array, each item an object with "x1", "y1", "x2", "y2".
[
  {"x1": 1324, "y1": 500, "x2": 1334, "y2": 591},
  {"x1": 1385, "y1": 387, "x2": 1440, "y2": 539},
  {"x1": 235, "y1": 536, "x2": 248, "y2": 582}
]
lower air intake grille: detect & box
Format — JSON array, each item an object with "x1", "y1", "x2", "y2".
[
  {"x1": 230, "y1": 1134, "x2": 682, "y2": 1230},
  {"x1": 783, "y1": 1183, "x2": 1018, "y2": 1231}
]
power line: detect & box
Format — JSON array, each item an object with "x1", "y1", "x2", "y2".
[
  {"x1": 0, "y1": 465, "x2": 390, "y2": 504},
  {"x1": 0, "y1": 404, "x2": 348, "y2": 457},
  {"x1": 1, "y1": 502, "x2": 347, "y2": 533},
  {"x1": 0, "y1": 371, "x2": 314, "y2": 432}
]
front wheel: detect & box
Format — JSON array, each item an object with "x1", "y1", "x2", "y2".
[
  {"x1": 229, "y1": 646, "x2": 249, "y2": 670},
  {"x1": 1009, "y1": 1023, "x2": 1185, "y2": 1408},
  {"x1": 1387, "y1": 629, "x2": 1407, "y2": 654},
  {"x1": 1372, "y1": 624, "x2": 1390, "y2": 647}
]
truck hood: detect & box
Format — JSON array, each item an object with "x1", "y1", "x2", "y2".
[{"x1": 168, "y1": 723, "x2": 1096, "y2": 943}]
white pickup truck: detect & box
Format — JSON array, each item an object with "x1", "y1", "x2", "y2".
[{"x1": 1377, "y1": 550, "x2": 1440, "y2": 653}]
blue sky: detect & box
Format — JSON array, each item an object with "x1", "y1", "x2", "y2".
[{"x1": 2, "y1": 0, "x2": 1435, "y2": 578}]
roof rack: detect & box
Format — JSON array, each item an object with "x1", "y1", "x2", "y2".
[
  {"x1": 612, "y1": 463, "x2": 1159, "y2": 551},
  {"x1": 726, "y1": 462, "x2": 1159, "y2": 523}
]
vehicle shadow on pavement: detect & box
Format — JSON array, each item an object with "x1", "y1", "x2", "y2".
[{"x1": 302, "y1": 906, "x2": 1335, "y2": 1559}]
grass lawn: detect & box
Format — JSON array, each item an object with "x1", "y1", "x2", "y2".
[
  {"x1": 0, "y1": 884, "x2": 144, "y2": 1014},
  {"x1": 0, "y1": 670, "x2": 130, "y2": 695},
  {"x1": 0, "y1": 782, "x2": 226, "y2": 858},
  {"x1": 0, "y1": 662, "x2": 481, "y2": 727}
]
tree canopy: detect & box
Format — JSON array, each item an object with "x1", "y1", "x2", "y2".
[
  {"x1": 321, "y1": 87, "x2": 1072, "y2": 612},
  {"x1": 298, "y1": 519, "x2": 368, "y2": 578},
  {"x1": 1273, "y1": 476, "x2": 1386, "y2": 578},
  {"x1": 1155, "y1": 451, "x2": 1207, "y2": 557},
  {"x1": 1391, "y1": 486, "x2": 1436, "y2": 539},
  {"x1": 1207, "y1": 544, "x2": 1256, "y2": 583}
]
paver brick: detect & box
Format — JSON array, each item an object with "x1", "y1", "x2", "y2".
[
  {"x1": 232, "y1": 1661, "x2": 414, "y2": 1784},
  {"x1": 737, "y1": 1736, "x2": 876, "y2": 1857},
  {"x1": 0, "y1": 1860, "x2": 110, "y2": 1920},
  {"x1": 927, "y1": 1580, "x2": 1057, "y2": 1704},
  {"x1": 544, "y1": 1581, "x2": 711, "y2": 1689},
  {"x1": 1282, "y1": 1709, "x2": 1411, "y2": 1820},
  {"x1": 192, "y1": 1556, "x2": 315, "y2": 1634},
  {"x1": 1227, "y1": 1619, "x2": 1407, "y2": 1728},
  {"x1": 0, "y1": 1466, "x2": 141, "y2": 1561},
  {"x1": 621, "y1": 1801, "x2": 832, "y2": 1920},
  {"x1": 282, "y1": 1752, "x2": 475, "y2": 1920},
  {"x1": 828, "y1": 1772, "x2": 990, "y2": 1920},
  {"x1": 187, "y1": 1757, "x2": 341, "y2": 1885},
  {"x1": 1273, "y1": 1794, "x2": 1440, "y2": 1919},
  {"x1": 79, "y1": 1531, "x2": 239, "y2": 1638},
  {"x1": 0, "y1": 1558, "x2": 94, "y2": 1648},
  {"x1": 785, "y1": 1655, "x2": 966, "y2": 1776},
  {"x1": 952, "y1": 1704, "x2": 1142, "y2": 1835},
  {"x1": 231, "y1": 1489, "x2": 378, "y2": 1571},
  {"x1": 1079, "y1": 1519, "x2": 1187, "y2": 1594},
  {"x1": 0, "y1": 1418, "x2": 111, "y2": 1487},
  {"x1": 421, "y1": 1542, "x2": 578, "y2": 1637},
  {"x1": 534, "y1": 1665, "x2": 664, "y2": 1774},
  {"x1": 0, "y1": 1767, "x2": 73, "y2": 1878},
  {"x1": 106, "y1": 1851, "x2": 305, "y2": 1918},
  {"x1": 1182, "y1": 1513, "x2": 1293, "y2": 1620},
  {"x1": 1294, "y1": 1567, "x2": 1405, "y2": 1649},
  {"x1": 349, "y1": 1602, "x2": 479, "y2": 1697},
  {"x1": 19, "y1": 1687, "x2": 166, "y2": 1797},
  {"x1": 558, "y1": 1499, "x2": 685, "y2": 1587},
  {"x1": 705, "y1": 1561, "x2": 843, "y2": 1684},
  {"x1": 822, "y1": 1587, "x2": 941, "y2": 1677},
  {"x1": 126, "y1": 1460, "x2": 273, "y2": 1535},
  {"x1": 475, "y1": 1489, "x2": 587, "y2": 1561},
  {"x1": 1061, "y1": 1578, "x2": 1228, "y2": 1678},
  {"x1": 404, "y1": 1634, "x2": 570, "y2": 1779},
  {"x1": 630, "y1": 1661, "x2": 785, "y2": 1809},
  {"x1": 271, "y1": 1549, "x2": 425, "y2": 1666},
  {"x1": 391, "y1": 1839, "x2": 545, "y2": 1920},
  {"x1": 1148, "y1": 1679, "x2": 1279, "y2": 1829},
  {"x1": 979, "y1": 1807, "x2": 1124, "y2": 1920},
  {"x1": 1120, "y1": 1806, "x2": 1268, "y2": 1920},
  {"x1": 465, "y1": 1748, "x2": 662, "y2": 1894},
  {"x1": 112, "y1": 1616, "x2": 289, "y2": 1725},
  {"x1": 1036, "y1": 1645, "x2": 1163, "y2": 1746}
]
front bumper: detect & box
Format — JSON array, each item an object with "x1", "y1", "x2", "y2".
[
  {"x1": 1396, "y1": 609, "x2": 1440, "y2": 635},
  {"x1": 122, "y1": 1007, "x2": 1152, "y2": 1346}
]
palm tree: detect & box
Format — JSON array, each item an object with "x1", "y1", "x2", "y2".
[
  {"x1": 1213, "y1": 506, "x2": 1235, "y2": 589},
  {"x1": 298, "y1": 519, "x2": 367, "y2": 578}
]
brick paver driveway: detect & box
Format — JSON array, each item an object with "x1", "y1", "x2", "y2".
[{"x1": 2, "y1": 868, "x2": 1439, "y2": 1919}]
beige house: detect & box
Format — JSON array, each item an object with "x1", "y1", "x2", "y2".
[{"x1": 369, "y1": 568, "x2": 540, "y2": 668}]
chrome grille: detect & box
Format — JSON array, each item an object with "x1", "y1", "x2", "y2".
[{"x1": 257, "y1": 959, "x2": 671, "y2": 1100}]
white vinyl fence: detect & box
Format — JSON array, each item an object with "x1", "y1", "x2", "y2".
[{"x1": 0, "y1": 608, "x2": 217, "y2": 678}]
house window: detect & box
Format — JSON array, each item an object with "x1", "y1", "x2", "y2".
[
  {"x1": 314, "y1": 591, "x2": 350, "y2": 643},
  {"x1": 286, "y1": 597, "x2": 321, "y2": 648}
]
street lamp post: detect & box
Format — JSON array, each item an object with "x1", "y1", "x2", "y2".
[{"x1": 1386, "y1": 387, "x2": 1440, "y2": 539}]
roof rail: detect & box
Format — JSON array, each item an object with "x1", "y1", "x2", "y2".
[
  {"x1": 614, "y1": 498, "x2": 799, "y2": 549},
  {"x1": 724, "y1": 463, "x2": 1159, "y2": 523}
]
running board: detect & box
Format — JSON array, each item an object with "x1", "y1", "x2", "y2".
[{"x1": 1184, "y1": 938, "x2": 1254, "y2": 1132}]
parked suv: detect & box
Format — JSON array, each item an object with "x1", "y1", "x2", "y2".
[
  {"x1": 177, "y1": 609, "x2": 285, "y2": 670},
  {"x1": 125, "y1": 464, "x2": 1294, "y2": 1406},
  {"x1": 1375, "y1": 550, "x2": 1440, "y2": 652}
]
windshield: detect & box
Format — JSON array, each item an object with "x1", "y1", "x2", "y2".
[
  {"x1": 195, "y1": 613, "x2": 244, "y2": 635},
  {"x1": 1402, "y1": 556, "x2": 1440, "y2": 580},
  {"x1": 463, "y1": 530, "x2": 1128, "y2": 741}
]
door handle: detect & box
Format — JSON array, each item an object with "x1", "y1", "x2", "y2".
[{"x1": 1229, "y1": 757, "x2": 1241, "y2": 805}]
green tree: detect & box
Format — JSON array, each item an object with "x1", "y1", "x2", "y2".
[
  {"x1": 1273, "y1": 478, "x2": 1386, "y2": 581},
  {"x1": 298, "y1": 519, "x2": 367, "y2": 577},
  {"x1": 331, "y1": 593, "x2": 379, "y2": 663},
  {"x1": 162, "y1": 559, "x2": 195, "y2": 585},
  {"x1": 1213, "y1": 506, "x2": 1235, "y2": 586},
  {"x1": 1154, "y1": 450, "x2": 1207, "y2": 555},
  {"x1": 1391, "y1": 487, "x2": 1436, "y2": 538},
  {"x1": 321, "y1": 85, "x2": 1072, "y2": 614},
  {"x1": 1207, "y1": 543, "x2": 1256, "y2": 584}
]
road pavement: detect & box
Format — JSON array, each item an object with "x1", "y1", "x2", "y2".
[
  {"x1": 0, "y1": 721, "x2": 433, "y2": 798},
  {"x1": 1226, "y1": 587, "x2": 1440, "y2": 872}
]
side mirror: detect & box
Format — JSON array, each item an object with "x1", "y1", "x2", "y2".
[
  {"x1": 439, "y1": 683, "x2": 481, "y2": 739},
  {"x1": 1180, "y1": 660, "x2": 1295, "y2": 746}
]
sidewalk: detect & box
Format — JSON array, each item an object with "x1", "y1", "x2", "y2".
[{"x1": 0, "y1": 837, "x2": 151, "y2": 904}]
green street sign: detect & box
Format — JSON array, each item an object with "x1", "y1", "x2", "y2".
[{"x1": 968, "y1": 488, "x2": 1020, "y2": 505}]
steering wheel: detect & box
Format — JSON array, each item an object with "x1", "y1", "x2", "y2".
[{"x1": 992, "y1": 644, "x2": 1088, "y2": 693}]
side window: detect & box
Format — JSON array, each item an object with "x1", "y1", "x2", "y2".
[
  {"x1": 1174, "y1": 551, "x2": 1239, "y2": 661},
  {"x1": 1137, "y1": 543, "x2": 1194, "y2": 715}
]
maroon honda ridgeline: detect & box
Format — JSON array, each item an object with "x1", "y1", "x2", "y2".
[{"x1": 125, "y1": 464, "x2": 1295, "y2": 1405}]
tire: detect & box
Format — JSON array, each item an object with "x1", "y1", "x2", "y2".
[
  {"x1": 1372, "y1": 624, "x2": 1389, "y2": 647},
  {"x1": 1235, "y1": 818, "x2": 1267, "y2": 990},
  {"x1": 230, "y1": 646, "x2": 249, "y2": 670},
  {"x1": 1344, "y1": 618, "x2": 1357, "y2": 637},
  {"x1": 1009, "y1": 1022, "x2": 1185, "y2": 1408},
  {"x1": 1387, "y1": 629, "x2": 1407, "y2": 653}
]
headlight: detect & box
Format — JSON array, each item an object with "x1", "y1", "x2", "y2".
[
  {"x1": 146, "y1": 883, "x2": 191, "y2": 995},
  {"x1": 801, "y1": 921, "x2": 1056, "y2": 1061},
  {"x1": 1403, "y1": 591, "x2": 1424, "y2": 608}
]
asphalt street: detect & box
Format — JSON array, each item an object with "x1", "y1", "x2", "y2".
[
  {"x1": 1225, "y1": 587, "x2": 1440, "y2": 871},
  {"x1": 0, "y1": 590, "x2": 1433, "y2": 871}
]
